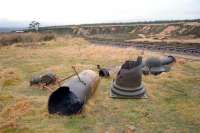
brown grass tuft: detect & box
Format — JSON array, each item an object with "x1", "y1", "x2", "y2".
[
  {"x1": 0, "y1": 99, "x2": 32, "y2": 131},
  {"x1": 0, "y1": 32, "x2": 55, "y2": 46},
  {"x1": 1, "y1": 99, "x2": 31, "y2": 120},
  {"x1": 0, "y1": 68, "x2": 22, "y2": 89}
]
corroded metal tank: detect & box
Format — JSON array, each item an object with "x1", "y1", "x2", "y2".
[
  {"x1": 110, "y1": 57, "x2": 146, "y2": 98},
  {"x1": 48, "y1": 70, "x2": 100, "y2": 115}
]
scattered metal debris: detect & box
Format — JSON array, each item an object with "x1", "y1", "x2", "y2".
[
  {"x1": 30, "y1": 72, "x2": 57, "y2": 92},
  {"x1": 30, "y1": 71, "x2": 77, "y2": 92},
  {"x1": 40, "y1": 73, "x2": 57, "y2": 85},
  {"x1": 97, "y1": 64, "x2": 110, "y2": 78},
  {"x1": 30, "y1": 76, "x2": 42, "y2": 86},
  {"x1": 110, "y1": 56, "x2": 146, "y2": 98},
  {"x1": 48, "y1": 70, "x2": 100, "y2": 115},
  {"x1": 30, "y1": 72, "x2": 57, "y2": 86}
]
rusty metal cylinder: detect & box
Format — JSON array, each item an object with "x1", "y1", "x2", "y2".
[{"x1": 48, "y1": 70, "x2": 100, "y2": 115}]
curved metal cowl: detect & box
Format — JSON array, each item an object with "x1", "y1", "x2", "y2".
[
  {"x1": 143, "y1": 57, "x2": 170, "y2": 75},
  {"x1": 160, "y1": 55, "x2": 176, "y2": 65},
  {"x1": 143, "y1": 56, "x2": 175, "y2": 75},
  {"x1": 110, "y1": 57, "x2": 145, "y2": 98},
  {"x1": 48, "y1": 70, "x2": 100, "y2": 115}
]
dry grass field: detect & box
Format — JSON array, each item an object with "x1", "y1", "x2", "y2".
[
  {"x1": 0, "y1": 33, "x2": 55, "y2": 46},
  {"x1": 0, "y1": 36, "x2": 200, "y2": 133}
]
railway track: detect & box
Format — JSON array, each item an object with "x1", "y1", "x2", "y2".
[{"x1": 87, "y1": 39, "x2": 200, "y2": 57}]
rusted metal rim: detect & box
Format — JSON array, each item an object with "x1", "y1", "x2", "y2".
[
  {"x1": 149, "y1": 66, "x2": 170, "y2": 73},
  {"x1": 112, "y1": 80, "x2": 144, "y2": 92},
  {"x1": 110, "y1": 80, "x2": 145, "y2": 98}
]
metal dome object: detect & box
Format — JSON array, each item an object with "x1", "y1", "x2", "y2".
[{"x1": 110, "y1": 56, "x2": 146, "y2": 98}]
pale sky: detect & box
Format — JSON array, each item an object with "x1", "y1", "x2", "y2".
[{"x1": 0, "y1": 0, "x2": 200, "y2": 26}]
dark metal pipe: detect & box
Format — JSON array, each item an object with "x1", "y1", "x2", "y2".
[
  {"x1": 48, "y1": 70, "x2": 100, "y2": 115},
  {"x1": 160, "y1": 55, "x2": 176, "y2": 65}
]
